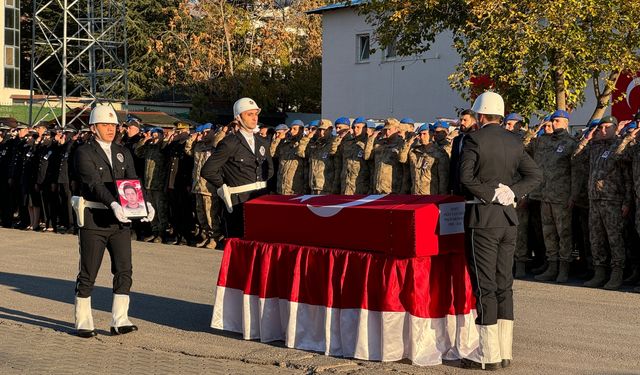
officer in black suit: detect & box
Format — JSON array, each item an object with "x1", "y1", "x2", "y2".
[
  {"x1": 72, "y1": 104, "x2": 155, "y2": 338},
  {"x1": 201, "y1": 98, "x2": 273, "y2": 238},
  {"x1": 449, "y1": 109, "x2": 478, "y2": 195},
  {"x1": 459, "y1": 92, "x2": 542, "y2": 370}
]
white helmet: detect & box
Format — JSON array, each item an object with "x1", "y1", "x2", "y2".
[
  {"x1": 233, "y1": 97, "x2": 261, "y2": 118},
  {"x1": 471, "y1": 91, "x2": 505, "y2": 117},
  {"x1": 89, "y1": 104, "x2": 119, "y2": 125}
]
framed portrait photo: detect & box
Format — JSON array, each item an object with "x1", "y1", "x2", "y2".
[{"x1": 116, "y1": 179, "x2": 148, "y2": 219}]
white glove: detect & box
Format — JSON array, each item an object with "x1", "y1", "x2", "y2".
[
  {"x1": 110, "y1": 202, "x2": 131, "y2": 224},
  {"x1": 141, "y1": 202, "x2": 155, "y2": 222},
  {"x1": 495, "y1": 183, "x2": 516, "y2": 206}
]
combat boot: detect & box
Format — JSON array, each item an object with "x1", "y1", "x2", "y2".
[
  {"x1": 514, "y1": 262, "x2": 526, "y2": 279},
  {"x1": 535, "y1": 261, "x2": 558, "y2": 281},
  {"x1": 556, "y1": 261, "x2": 571, "y2": 283},
  {"x1": 584, "y1": 266, "x2": 607, "y2": 288},
  {"x1": 603, "y1": 268, "x2": 623, "y2": 290},
  {"x1": 532, "y1": 261, "x2": 548, "y2": 275},
  {"x1": 623, "y1": 267, "x2": 640, "y2": 285}
]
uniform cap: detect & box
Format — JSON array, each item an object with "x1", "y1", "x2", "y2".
[
  {"x1": 400, "y1": 117, "x2": 415, "y2": 124},
  {"x1": 471, "y1": 91, "x2": 505, "y2": 117},
  {"x1": 275, "y1": 124, "x2": 289, "y2": 131},
  {"x1": 290, "y1": 119, "x2": 305, "y2": 128},
  {"x1": 201, "y1": 123, "x2": 213, "y2": 132},
  {"x1": 175, "y1": 121, "x2": 190, "y2": 130},
  {"x1": 353, "y1": 117, "x2": 367, "y2": 125},
  {"x1": 62, "y1": 127, "x2": 78, "y2": 134},
  {"x1": 335, "y1": 117, "x2": 351, "y2": 126},
  {"x1": 150, "y1": 127, "x2": 163, "y2": 134},
  {"x1": 588, "y1": 119, "x2": 601, "y2": 129},
  {"x1": 233, "y1": 97, "x2": 261, "y2": 118},
  {"x1": 365, "y1": 120, "x2": 377, "y2": 129},
  {"x1": 318, "y1": 119, "x2": 333, "y2": 130},
  {"x1": 599, "y1": 116, "x2": 618, "y2": 126},
  {"x1": 383, "y1": 118, "x2": 400, "y2": 130},
  {"x1": 433, "y1": 120, "x2": 450, "y2": 130},
  {"x1": 0, "y1": 123, "x2": 9, "y2": 130},
  {"x1": 89, "y1": 104, "x2": 119, "y2": 125},
  {"x1": 375, "y1": 125, "x2": 384, "y2": 131},
  {"x1": 542, "y1": 114, "x2": 552, "y2": 123},
  {"x1": 416, "y1": 124, "x2": 430, "y2": 133},
  {"x1": 308, "y1": 120, "x2": 320, "y2": 127},
  {"x1": 16, "y1": 123, "x2": 28, "y2": 129},
  {"x1": 504, "y1": 113, "x2": 523, "y2": 122},
  {"x1": 550, "y1": 110, "x2": 570, "y2": 121}
]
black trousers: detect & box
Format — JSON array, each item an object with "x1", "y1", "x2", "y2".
[
  {"x1": 223, "y1": 203, "x2": 245, "y2": 238},
  {"x1": 58, "y1": 183, "x2": 74, "y2": 228},
  {"x1": 75, "y1": 227, "x2": 132, "y2": 298},
  {"x1": 466, "y1": 226, "x2": 517, "y2": 326}
]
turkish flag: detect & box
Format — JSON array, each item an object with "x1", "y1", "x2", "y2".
[
  {"x1": 612, "y1": 71, "x2": 640, "y2": 121},
  {"x1": 243, "y1": 194, "x2": 466, "y2": 258}
]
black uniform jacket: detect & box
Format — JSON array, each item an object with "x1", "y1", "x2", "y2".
[
  {"x1": 449, "y1": 133, "x2": 465, "y2": 196},
  {"x1": 460, "y1": 123, "x2": 542, "y2": 228},
  {"x1": 200, "y1": 131, "x2": 273, "y2": 206},
  {"x1": 74, "y1": 140, "x2": 137, "y2": 230}
]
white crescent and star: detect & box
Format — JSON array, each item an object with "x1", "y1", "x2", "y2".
[
  {"x1": 625, "y1": 77, "x2": 640, "y2": 108},
  {"x1": 290, "y1": 194, "x2": 388, "y2": 218}
]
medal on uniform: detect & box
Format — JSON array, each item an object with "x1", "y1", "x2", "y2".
[
  {"x1": 556, "y1": 145, "x2": 564, "y2": 153},
  {"x1": 259, "y1": 146, "x2": 266, "y2": 157},
  {"x1": 117, "y1": 153, "x2": 124, "y2": 163},
  {"x1": 601, "y1": 150, "x2": 610, "y2": 159},
  {"x1": 357, "y1": 150, "x2": 363, "y2": 158}
]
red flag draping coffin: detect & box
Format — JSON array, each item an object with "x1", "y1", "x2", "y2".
[
  {"x1": 244, "y1": 194, "x2": 466, "y2": 258},
  {"x1": 212, "y1": 239, "x2": 478, "y2": 365}
]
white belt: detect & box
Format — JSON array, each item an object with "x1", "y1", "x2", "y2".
[
  {"x1": 228, "y1": 181, "x2": 267, "y2": 195},
  {"x1": 85, "y1": 200, "x2": 108, "y2": 209},
  {"x1": 465, "y1": 198, "x2": 484, "y2": 205}
]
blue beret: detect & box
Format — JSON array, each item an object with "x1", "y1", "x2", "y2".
[
  {"x1": 195, "y1": 125, "x2": 202, "y2": 133},
  {"x1": 400, "y1": 118, "x2": 415, "y2": 124},
  {"x1": 375, "y1": 125, "x2": 384, "y2": 131},
  {"x1": 366, "y1": 121, "x2": 377, "y2": 129},
  {"x1": 201, "y1": 123, "x2": 212, "y2": 131},
  {"x1": 627, "y1": 122, "x2": 638, "y2": 130},
  {"x1": 504, "y1": 113, "x2": 523, "y2": 122},
  {"x1": 550, "y1": 110, "x2": 570, "y2": 120},
  {"x1": 416, "y1": 124, "x2": 430, "y2": 133},
  {"x1": 151, "y1": 127, "x2": 163, "y2": 134},
  {"x1": 543, "y1": 114, "x2": 552, "y2": 122},
  {"x1": 335, "y1": 117, "x2": 351, "y2": 126},
  {"x1": 588, "y1": 119, "x2": 601, "y2": 129},
  {"x1": 275, "y1": 124, "x2": 289, "y2": 131},
  {"x1": 537, "y1": 128, "x2": 545, "y2": 136},
  {"x1": 309, "y1": 120, "x2": 320, "y2": 127},
  {"x1": 353, "y1": 117, "x2": 367, "y2": 125},
  {"x1": 433, "y1": 120, "x2": 450, "y2": 130},
  {"x1": 290, "y1": 119, "x2": 304, "y2": 127}
]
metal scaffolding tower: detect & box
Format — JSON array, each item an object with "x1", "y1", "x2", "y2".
[{"x1": 29, "y1": 0, "x2": 128, "y2": 127}]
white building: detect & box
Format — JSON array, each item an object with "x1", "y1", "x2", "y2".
[
  {"x1": 0, "y1": 2, "x2": 29, "y2": 103},
  {"x1": 309, "y1": 1, "x2": 600, "y2": 125}
]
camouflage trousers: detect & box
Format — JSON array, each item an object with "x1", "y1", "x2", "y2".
[
  {"x1": 589, "y1": 200, "x2": 625, "y2": 269},
  {"x1": 147, "y1": 189, "x2": 168, "y2": 234},
  {"x1": 541, "y1": 202, "x2": 573, "y2": 262},
  {"x1": 514, "y1": 206, "x2": 529, "y2": 263},
  {"x1": 195, "y1": 193, "x2": 222, "y2": 238}
]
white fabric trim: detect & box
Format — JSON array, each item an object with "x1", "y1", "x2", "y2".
[
  {"x1": 498, "y1": 319, "x2": 513, "y2": 360},
  {"x1": 111, "y1": 294, "x2": 134, "y2": 328},
  {"x1": 212, "y1": 286, "x2": 479, "y2": 366}
]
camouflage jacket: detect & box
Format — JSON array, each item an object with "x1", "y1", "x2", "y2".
[
  {"x1": 271, "y1": 135, "x2": 307, "y2": 195},
  {"x1": 185, "y1": 138, "x2": 215, "y2": 196},
  {"x1": 573, "y1": 137, "x2": 632, "y2": 205},
  {"x1": 135, "y1": 139, "x2": 167, "y2": 191},
  {"x1": 614, "y1": 134, "x2": 640, "y2": 201},
  {"x1": 533, "y1": 129, "x2": 578, "y2": 204},
  {"x1": 338, "y1": 133, "x2": 370, "y2": 195},
  {"x1": 297, "y1": 135, "x2": 341, "y2": 194},
  {"x1": 400, "y1": 142, "x2": 449, "y2": 195},
  {"x1": 365, "y1": 133, "x2": 406, "y2": 194}
]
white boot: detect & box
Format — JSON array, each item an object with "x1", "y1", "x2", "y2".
[
  {"x1": 110, "y1": 294, "x2": 138, "y2": 335},
  {"x1": 75, "y1": 296, "x2": 96, "y2": 338},
  {"x1": 498, "y1": 319, "x2": 513, "y2": 367},
  {"x1": 462, "y1": 324, "x2": 501, "y2": 369}
]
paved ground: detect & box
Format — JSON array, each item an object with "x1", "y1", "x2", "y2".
[{"x1": 1, "y1": 228, "x2": 639, "y2": 374}]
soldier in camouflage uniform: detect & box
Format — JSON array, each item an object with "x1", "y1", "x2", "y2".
[
  {"x1": 270, "y1": 120, "x2": 307, "y2": 195},
  {"x1": 185, "y1": 123, "x2": 226, "y2": 249},
  {"x1": 532, "y1": 110, "x2": 578, "y2": 283},
  {"x1": 135, "y1": 127, "x2": 169, "y2": 243},
  {"x1": 398, "y1": 118, "x2": 415, "y2": 194},
  {"x1": 338, "y1": 117, "x2": 371, "y2": 195},
  {"x1": 399, "y1": 124, "x2": 449, "y2": 195},
  {"x1": 364, "y1": 118, "x2": 405, "y2": 194},
  {"x1": 332, "y1": 117, "x2": 352, "y2": 194},
  {"x1": 297, "y1": 119, "x2": 340, "y2": 195},
  {"x1": 573, "y1": 116, "x2": 633, "y2": 290},
  {"x1": 433, "y1": 120, "x2": 453, "y2": 156},
  {"x1": 613, "y1": 121, "x2": 640, "y2": 291}
]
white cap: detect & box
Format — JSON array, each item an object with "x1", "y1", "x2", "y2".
[
  {"x1": 471, "y1": 91, "x2": 505, "y2": 117},
  {"x1": 89, "y1": 104, "x2": 119, "y2": 125},
  {"x1": 233, "y1": 98, "x2": 261, "y2": 118}
]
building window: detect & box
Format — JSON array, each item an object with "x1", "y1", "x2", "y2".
[
  {"x1": 4, "y1": 0, "x2": 20, "y2": 89},
  {"x1": 357, "y1": 34, "x2": 370, "y2": 63},
  {"x1": 385, "y1": 40, "x2": 398, "y2": 60}
]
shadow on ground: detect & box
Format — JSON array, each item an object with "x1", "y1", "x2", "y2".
[{"x1": 0, "y1": 272, "x2": 212, "y2": 332}]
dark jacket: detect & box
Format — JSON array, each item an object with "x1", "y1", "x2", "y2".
[
  {"x1": 200, "y1": 131, "x2": 273, "y2": 206},
  {"x1": 449, "y1": 133, "x2": 465, "y2": 195},
  {"x1": 74, "y1": 140, "x2": 137, "y2": 230},
  {"x1": 460, "y1": 123, "x2": 542, "y2": 228}
]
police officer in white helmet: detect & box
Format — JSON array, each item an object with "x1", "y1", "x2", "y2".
[
  {"x1": 201, "y1": 98, "x2": 273, "y2": 238},
  {"x1": 72, "y1": 104, "x2": 155, "y2": 338},
  {"x1": 459, "y1": 92, "x2": 541, "y2": 370}
]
